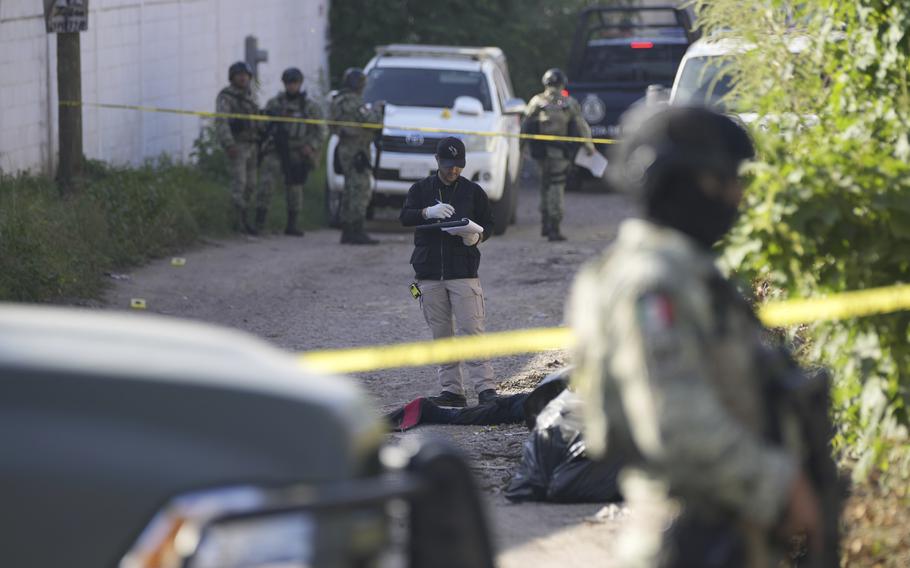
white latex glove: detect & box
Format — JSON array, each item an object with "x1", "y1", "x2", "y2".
[
  {"x1": 460, "y1": 233, "x2": 481, "y2": 246},
  {"x1": 442, "y1": 224, "x2": 482, "y2": 246},
  {"x1": 424, "y1": 202, "x2": 455, "y2": 219}
]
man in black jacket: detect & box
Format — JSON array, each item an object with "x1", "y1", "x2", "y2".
[{"x1": 399, "y1": 137, "x2": 497, "y2": 408}]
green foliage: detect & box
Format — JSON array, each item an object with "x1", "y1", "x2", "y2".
[
  {"x1": 328, "y1": 0, "x2": 601, "y2": 100},
  {"x1": 0, "y1": 124, "x2": 329, "y2": 303},
  {"x1": 0, "y1": 158, "x2": 232, "y2": 302},
  {"x1": 697, "y1": 0, "x2": 910, "y2": 479}
]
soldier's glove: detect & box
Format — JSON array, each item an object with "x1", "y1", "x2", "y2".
[{"x1": 424, "y1": 202, "x2": 455, "y2": 219}]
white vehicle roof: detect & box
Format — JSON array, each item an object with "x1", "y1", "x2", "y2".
[
  {"x1": 370, "y1": 44, "x2": 509, "y2": 76},
  {"x1": 375, "y1": 44, "x2": 505, "y2": 63},
  {"x1": 681, "y1": 34, "x2": 809, "y2": 59},
  {"x1": 372, "y1": 56, "x2": 481, "y2": 72}
]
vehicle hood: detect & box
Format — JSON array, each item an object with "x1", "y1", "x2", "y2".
[{"x1": 382, "y1": 105, "x2": 498, "y2": 137}]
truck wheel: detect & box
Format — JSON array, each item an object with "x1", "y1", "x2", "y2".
[
  {"x1": 490, "y1": 171, "x2": 512, "y2": 236},
  {"x1": 324, "y1": 178, "x2": 342, "y2": 228}
]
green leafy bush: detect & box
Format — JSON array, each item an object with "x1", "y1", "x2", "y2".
[
  {"x1": 695, "y1": 0, "x2": 910, "y2": 479},
  {"x1": 0, "y1": 124, "x2": 329, "y2": 303},
  {"x1": 0, "y1": 158, "x2": 232, "y2": 302}
]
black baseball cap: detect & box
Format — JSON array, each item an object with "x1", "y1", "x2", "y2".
[{"x1": 435, "y1": 136, "x2": 466, "y2": 168}]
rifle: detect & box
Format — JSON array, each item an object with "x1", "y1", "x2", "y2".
[
  {"x1": 762, "y1": 347, "x2": 843, "y2": 568},
  {"x1": 257, "y1": 109, "x2": 278, "y2": 167}
]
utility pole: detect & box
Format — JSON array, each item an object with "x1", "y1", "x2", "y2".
[
  {"x1": 57, "y1": 32, "x2": 83, "y2": 193},
  {"x1": 44, "y1": 1, "x2": 90, "y2": 194}
]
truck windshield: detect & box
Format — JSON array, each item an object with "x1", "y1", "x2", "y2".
[
  {"x1": 575, "y1": 39, "x2": 688, "y2": 84},
  {"x1": 364, "y1": 68, "x2": 493, "y2": 111},
  {"x1": 674, "y1": 56, "x2": 738, "y2": 109}
]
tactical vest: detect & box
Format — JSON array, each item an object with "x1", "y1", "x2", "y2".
[{"x1": 536, "y1": 96, "x2": 572, "y2": 137}]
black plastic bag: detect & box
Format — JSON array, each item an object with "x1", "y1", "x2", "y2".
[{"x1": 505, "y1": 390, "x2": 623, "y2": 503}]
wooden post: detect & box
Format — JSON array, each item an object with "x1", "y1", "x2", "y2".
[{"x1": 57, "y1": 32, "x2": 83, "y2": 193}]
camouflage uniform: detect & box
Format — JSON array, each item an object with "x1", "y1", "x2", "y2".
[
  {"x1": 524, "y1": 86, "x2": 595, "y2": 234},
  {"x1": 329, "y1": 89, "x2": 382, "y2": 232},
  {"x1": 259, "y1": 92, "x2": 327, "y2": 216},
  {"x1": 568, "y1": 218, "x2": 799, "y2": 568},
  {"x1": 215, "y1": 84, "x2": 260, "y2": 210}
]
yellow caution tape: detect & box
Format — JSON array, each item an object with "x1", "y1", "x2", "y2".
[
  {"x1": 757, "y1": 283, "x2": 910, "y2": 328},
  {"x1": 299, "y1": 283, "x2": 910, "y2": 374},
  {"x1": 59, "y1": 100, "x2": 615, "y2": 145},
  {"x1": 301, "y1": 327, "x2": 573, "y2": 374}
]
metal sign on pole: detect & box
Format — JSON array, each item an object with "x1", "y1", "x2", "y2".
[{"x1": 44, "y1": 0, "x2": 90, "y2": 33}]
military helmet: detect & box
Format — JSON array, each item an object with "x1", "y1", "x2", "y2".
[
  {"x1": 611, "y1": 106, "x2": 754, "y2": 199},
  {"x1": 281, "y1": 67, "x2": 304, "y2": 84},
  {"x1": 228, "y1": 61, "x2": 253, "y2": 81},
  {"x1": 342, "y1": 67, "x2": 367, "y2": 91},
  {"x1": 542, "y1": 68, "x2": 567, "y2": 88}
]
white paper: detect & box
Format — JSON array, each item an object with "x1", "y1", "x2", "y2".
[
  {"x1": 574, "y1": 149, "x2": 608, "y2": 178},
  {"x1": 442, "y1": 219, "x2": 484, "y2": 235}
]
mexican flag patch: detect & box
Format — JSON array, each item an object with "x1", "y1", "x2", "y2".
[{"x1": 637, "y1": 293, "x2": 676, "y2": 335}]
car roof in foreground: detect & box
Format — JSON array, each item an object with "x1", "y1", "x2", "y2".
[{"x1": 0, "y1": 304, "x2": 370, "y2": 419}]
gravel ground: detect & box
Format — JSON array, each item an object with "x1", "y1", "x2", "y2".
[{"x1": 103, "y1": 167, "x2": 636, "y2": 566}]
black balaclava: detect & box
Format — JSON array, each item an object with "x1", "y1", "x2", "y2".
[
  {"x1": 613, "y1": 106, "x2": 755, "y2": 249},
  {"x1": 646, "y1": 169, "x2": 740, "y2": 248}
]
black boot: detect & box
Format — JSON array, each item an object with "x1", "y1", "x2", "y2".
[
  {"x1": 548, "y1": 222, "x2": 567, "y2": 242},
  {"x1": 284, "y1": 210, "x2": 304, "y2": 237},
  {"x1": 346, "y1": 221, "x2": 378, "y2": 245},
  {"x1": 340, "y1": 224, "x2": 354, "y2": 244},
  {"x1": 234, "y1": 204, "x2": 253, "y2": 234},
  {"x1": 254, "y1": 207, "x2": 268, "y2": 234},
  {"x1": 541, "y1": 217, "x2": 551, "y2": 237}
]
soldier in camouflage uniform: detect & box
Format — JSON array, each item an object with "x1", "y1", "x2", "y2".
[
  {"x1": 522, "y1": 68, "x2": 595, "y2": 242},
  {"x1": 567, "y1": 107, "x2": 824, "y2": 567},
  {"x1": 258, "y1": 67, "x2": 327, "y2": 236},
  {"x1": 330, "y1": 67, "x2": 384, "y2": 245},
  {"x1": 216, "y1": 61, "x2": 261, "y2": 234}
]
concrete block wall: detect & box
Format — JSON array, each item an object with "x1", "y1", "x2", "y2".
[{"x1": 0, "y1": 0, "x2": 329, "y2": 175}]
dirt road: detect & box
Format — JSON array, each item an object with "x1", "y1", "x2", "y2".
[{"x1": 104, "y1": 172, "x2": 636, "y2": 566}]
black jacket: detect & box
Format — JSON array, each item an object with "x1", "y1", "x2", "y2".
[{"x1": 399, "y1": 174, "x2": 495, "y2": 280}]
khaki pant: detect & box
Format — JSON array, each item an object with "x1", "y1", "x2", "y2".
[
  {"x1": 418, "y1": 278, "x2": 496, "y2": 396},
  {"x1": 227, "y1": 142, "x2": 258, "y2": 208}
]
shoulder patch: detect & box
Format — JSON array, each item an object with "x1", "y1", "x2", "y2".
[{"x1": 636, "y1": 292, "x2": 676, "y2": 335}]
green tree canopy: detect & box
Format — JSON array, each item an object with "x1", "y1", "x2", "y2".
[{"x1": 328, "y1": 0, "x2": 599, "y2": 100}]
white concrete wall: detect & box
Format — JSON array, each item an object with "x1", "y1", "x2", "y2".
[{"x1": 0, "y1": 0, "x2": 329, "y2": 175}]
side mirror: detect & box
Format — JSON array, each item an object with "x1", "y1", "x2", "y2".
[
  {"x1": 503, "y1": 97, "x2": 526, "y2": 115},
  {"x1": 453, "y1": 96, "x2": 484, "y2": 116}
]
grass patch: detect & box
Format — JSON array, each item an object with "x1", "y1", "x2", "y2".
[{"x1": 0, "y1": 141, "x2": 329, "y2": 303}]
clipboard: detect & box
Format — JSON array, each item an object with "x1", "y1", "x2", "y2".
[{"x1": 416, "y1": 218, "x2": 470, "y2": 230}]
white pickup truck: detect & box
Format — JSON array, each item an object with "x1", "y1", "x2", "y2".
[{"x1": 325, "y1": 45, "x2": 526, "y2": 235}]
